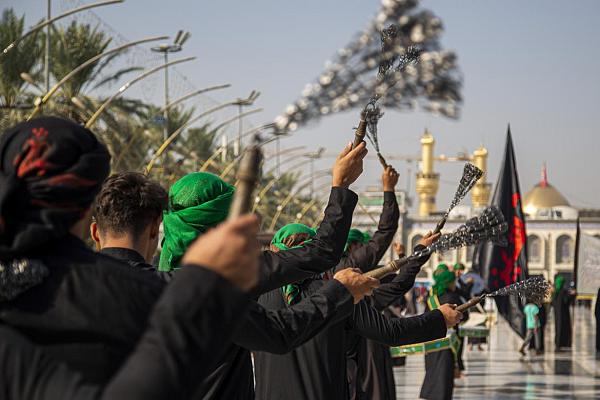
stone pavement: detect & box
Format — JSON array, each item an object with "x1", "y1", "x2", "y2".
[{"x1": 394, "y1": 306, "x2": 600, "y2": 399}]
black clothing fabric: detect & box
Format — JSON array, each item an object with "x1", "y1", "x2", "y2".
[
  {"x1": 0, "y1": 117, "x2": 110, "y2": 259},
  {"x1": 334, "y1": 191, "x2": 399, "y2": 273},
  {"x1": 100, "y1": 247, "x2": 147, "y2": 268},
  {"x1": 552, "y1": 288, "x2": 574, "y2": 349},
  {"x1": 0, "y1": 234, "x2": 164, "y2": 384},
  {"x1": 595, "y1": 288, "x2": 600, "y2": 352},
  {"x1": 420, "y1": 290, "x2": 463, "y2": 400},
  {"x1": 254, "y1": 278, "x2": 446, "y2": 400},
  {"x1": 100, "y1": 247, "x2": 171, "y2": 282},
  {"x1": 349, "y1": 246, "x2": 430, "y2": 400},
  {"x1": 421, "y1": 346, "x2": 454, "y2": 400},
  {"x1": 0, "y1": 266, "x2": 250, "y2": 400},
  {"x1": 197, "y1": 186, "x2": 357, "y2": 400}
]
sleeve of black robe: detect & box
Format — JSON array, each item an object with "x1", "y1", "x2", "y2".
[
  {"x1": 0, "y1": 265, "x2": 250, "y2": 400},
  {"x1": 348, "y1": 300, "x2": 447, "y2": 346},
  {"x1": 369, "y1": 245, "x2": 430, "y2": 311},
  {"x1": 334, "y1": 191, "x2": 399, "y2": 273},
  {"x1": 234, "y1": 280, "x2": 354, "y2": 354},
  {"x1": 253, "y1": 187, "x2": 357, "y2": 296}
]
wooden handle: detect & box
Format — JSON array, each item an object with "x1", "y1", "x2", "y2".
[
  {"x1": 352, "y1": 112, "x2": 367, "y2": 149},
  {"x1": 432, "y1": 217, "x2": 447, "y2": 235},
  {"x1": 364, "y1": 257, "x2": 410, "y2": 280},
  {"x1": 228, "y1": 143, "x2": 263, "y2": 219},
  {"x1": 376, "y1": 152, "x2": 388, "y2": 169},
  {"x1": 456, "y1": 295, "x2": 484, "y2": 312}
]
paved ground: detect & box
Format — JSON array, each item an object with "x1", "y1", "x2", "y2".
[{"x1": 394, "y1": 306, "x2": 600, "y2": 399}]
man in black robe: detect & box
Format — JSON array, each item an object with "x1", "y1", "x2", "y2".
[{"x1": 552, "y1": 275, "x2": 575, "y2": 350}]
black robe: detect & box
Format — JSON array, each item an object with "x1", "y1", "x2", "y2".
[
  {"x1": 0, "y1": 187, "x2": 357, "y2": 400},
  {"x1": 348, "y1": 245, "x2": 430, "y2": 400},
  {"x1": 552, "y1": 287, "x2": 574, "y2": 349},
  {"x1": 254, "y1": 276, "x2": 446, "y2": 400},
  {"x1": 420, "y1": 290, "x2": 465, "y2": 400},
  {"x1": 0, "y1": 266, "x2": 250, "y2": 400}
]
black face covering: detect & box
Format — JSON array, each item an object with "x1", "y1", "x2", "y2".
[{"x1": 0, "y1": 116, "x2": 110, "y2": 259}]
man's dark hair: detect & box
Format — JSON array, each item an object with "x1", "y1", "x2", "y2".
[{"x1": 94, "y1": 172, "x2": 168, "y2": 239}]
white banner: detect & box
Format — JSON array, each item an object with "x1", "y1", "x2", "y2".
[{"x1": 576, "y1": 233, "x2": 600, "y2": 295}]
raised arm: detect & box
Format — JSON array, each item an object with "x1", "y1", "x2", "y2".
[
  {"x1": 336, "y1": 166, "x2": 400, "y2": 273},
  {"x1": 370, "y1": 233, "x2": 440, "y2": 311},
  {"x1": 370, "y1": 245, "x2": 430, "y2": 311},
  {"x1": 349, "y1": 301, "x2": 445, "y2": 347},
  {"x1": 253, "y1": 143, "x2": 366, "y2": 295},
  {"x1": 349, "y1": 299, "x2": 462, "y2": 347}
]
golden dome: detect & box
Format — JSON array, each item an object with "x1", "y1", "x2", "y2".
[
  {"x1": 523, "y1": 183, "x2": 569, "y2": 209},
  {"x1": 523, "y1": 163, "x2": 569, "y2": 215}
]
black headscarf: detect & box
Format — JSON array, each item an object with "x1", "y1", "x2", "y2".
[{"x1": 0, "y1": 117, "x2": 110, "y2": 259}]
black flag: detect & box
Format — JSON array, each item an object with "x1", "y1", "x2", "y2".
[{"x1": 473, "y1": 125, "x2": 528, "y2": 338}]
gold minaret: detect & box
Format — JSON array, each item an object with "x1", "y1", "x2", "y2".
[
  {"x1": 415, "y1": 129, "x2": 439, "y2": 216},
  {"x1": 471, "y1": 145, "x2": 491, "y2": 207}
]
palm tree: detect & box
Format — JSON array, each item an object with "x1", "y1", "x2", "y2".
[
  {"x1": 0, "y1": 8, "x2": 43, "y2": 129},
  {"x1": 49, "y1": 20, "x2": 140, "y2": 102}
]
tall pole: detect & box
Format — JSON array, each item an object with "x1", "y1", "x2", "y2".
[
  {"x1": 45, "y1": 0, "x2": 51, "y2": 93},
  {"x1": 236, "y1": 103, "x2": 243, "y2": 156},
  {"x1": 276, "y1": 136, "x2": 281, "y2": 177},
  {"x1": 163, "y1": 52, "x2": 169, "y2": 141}
]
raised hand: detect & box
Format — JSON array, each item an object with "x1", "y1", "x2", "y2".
[
  {"x1": 419, "y1": 231, "x2": 441, "y2": 248},
  {"x1": 334, "y1": 267, "x2": 380, "y2": 304},
  {"x1": 382, "y1": 165, "x2": 399, "y2": 192},
  {"x1": 182, "y1": 214, "x2": 260, "y2": 292},
  {"x1": 332, "y1": 142, "x2": 368, "y2": 188}
]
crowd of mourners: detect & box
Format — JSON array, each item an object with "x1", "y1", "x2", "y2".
[{"x1": 0, "y1": 117, "x2": 466, "y2": 400}]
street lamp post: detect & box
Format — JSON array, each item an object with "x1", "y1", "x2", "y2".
[
  {"x1": 45, "y1": 0, "x2": 51, "y2": 93},
  {"x1": 151, "y1": 30, "x2": 190, "y2": 141},
  {"x1": 231, "y1": 90, "x2": 260, "y2": 156}
]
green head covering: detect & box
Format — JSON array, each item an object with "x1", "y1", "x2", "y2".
[
  {"x1": 159, "y1": 172, "x2": 235, "y2": 272},
  {"x1": 345, "y1": 228, "x2": 370, "y2": 251},
  {"x1": 271, "y1": 223, "x2": 316, "y2": 251},
  {"x1": 554, "y1": 275, "x2": 566, "y2": 298},
  {"x1": 453, "y1": 263, "x2": 465, "y2": 271},
  {"x1": 271, "y1": 223, "x2": 317, "y2": 304},
  {"x1": 434, "y1": 264, "x2": 449, "y2": 276},
  {"x1": 432, "y1": 269, "x2": 456, "y2": 296}
]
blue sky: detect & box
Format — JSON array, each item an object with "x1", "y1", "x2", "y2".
[{"x1": 9, "y1": 0, "x2": 600, "y2": 210}]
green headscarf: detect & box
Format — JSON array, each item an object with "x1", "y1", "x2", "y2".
[
  {"x1": 159, "y1": 172, "x2": 235, "y2": 272},
  {"x1": 432, "y1": 269, "x2": 456, "y2": 296},
  {"x1": 434, "y1": 263, "x2": 449, "y2": 276},
  {"x1": 271, "y1": 223, "x2": 317, "y2": 304},
  {"x1": 345, "y1": 228, "x2": 371, "y2": 251},
  {"x1": 271, "y1": 223, "x2": 316, "y2": 251},
  {"x1": 554, "y1": 275, "x2": 566, "y2": 299}
]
